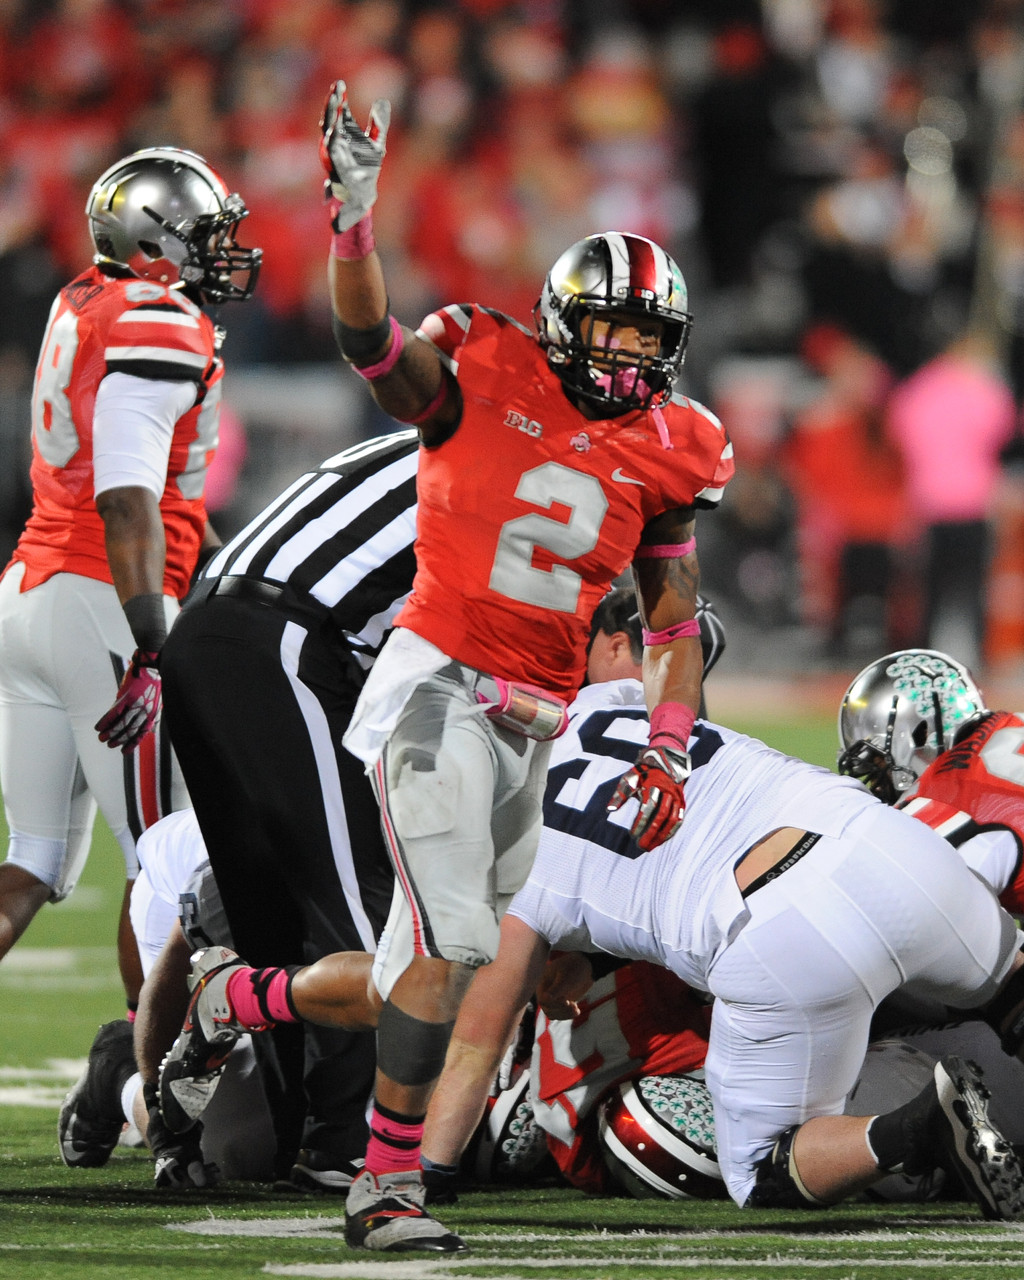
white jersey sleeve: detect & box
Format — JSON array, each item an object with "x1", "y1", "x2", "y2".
[
  {"x1": 93, "y1": 372, "x2": 196, "y2": 499},
  {"x1": 956, "y1": 828, "x2": 1021, "y2": 898}
]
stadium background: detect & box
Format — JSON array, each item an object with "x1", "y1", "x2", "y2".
[
  {"x1": 5, "y1": 0, "x2": 1024, "y2": 711},
  {"x1": 5, "y1": 7, "x2": 1024, "y2": 1268}
]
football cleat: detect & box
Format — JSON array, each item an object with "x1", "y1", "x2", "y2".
[
  {"x1": 58, "y1": 1020, "x2": 136, "y2": 1168},
  {"x1": 933, "y1": 1055, "x2": 1024, "y2": 1221},
  {"x1": 344, "y1": 1168, "x2": 467, "y2": 1252},
  {"x1": 290, "y1": 1149, "x2": 365, "y2": 1194},
  {"x1": 157, "y1": 946, "x2": 248, "y2": 1133}
]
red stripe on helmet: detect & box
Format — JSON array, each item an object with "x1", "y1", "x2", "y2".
[{"x1": 624, "y1": 235, "x2": 659, "y2": 298}]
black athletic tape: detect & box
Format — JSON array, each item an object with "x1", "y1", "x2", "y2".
[
  {"x1": 332, "y1": 311, "x2": 393, "y2": 363},
  {"x1": 376, "y1": 1000, "x2": 455, "y2": 1086},
  {"x1": 123, "y1": 592, "x2": 167, "y2": 653}
]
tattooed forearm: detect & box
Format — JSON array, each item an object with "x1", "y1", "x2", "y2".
[{"x1": 633, "y1": 507, "x2": 699, "y2": 628}]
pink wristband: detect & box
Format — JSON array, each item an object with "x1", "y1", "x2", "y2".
[
  {"x1": 404, "y1": 377, "x2": 448, "y2": 424},
  {"x1": 330, "y1": 212, "x2": 376, "y2": 260},
  {"x1": 642, "y1": 618, "x2": 700, "y2": 646},
  {"x1": 634, "y1": 538, "x2": 696, "y2": 559},
  {"x1": 353, "y1": 316, "x2": 404, "y2": 381},
  {"x1": 649, "y1": 701, "x2": 696, "y2": 748}
]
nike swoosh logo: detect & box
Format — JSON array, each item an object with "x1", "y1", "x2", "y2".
[{"x1": 611, "y1": 468, "x2": 646, "y2": 487}]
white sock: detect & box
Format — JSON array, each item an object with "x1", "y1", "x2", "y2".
[{"x1": 121, "y1": 1071, "x2": 142, "y2": 1126}]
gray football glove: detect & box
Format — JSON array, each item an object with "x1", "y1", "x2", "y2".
[{"x1": 318, "y1": 78, "x2": 391, "y2": 232}]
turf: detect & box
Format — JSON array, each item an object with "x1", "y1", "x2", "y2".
[{"x1": 3, "y1": 715, "x2": 1017, "y2": 1278}]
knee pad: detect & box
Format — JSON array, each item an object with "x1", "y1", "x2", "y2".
[
  {"x1": 5, "y1": 832, "x2": 72, "y2": 901},
  {"x1": 744, "y1": 1125, "x2": 826, "y2": 1209},
  {"x1": 982, "y1": 952, "x2": 1024, "y2": 1055}
]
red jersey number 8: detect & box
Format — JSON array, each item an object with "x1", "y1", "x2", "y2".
[{"x1": 32, "y1": 306, "x2": 81, "y2": 468}]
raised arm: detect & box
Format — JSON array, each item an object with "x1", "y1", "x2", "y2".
[
  {"x1": 607, "y1": 505, "x2": 703, "y2": 851},
  {"x1": 320, "y1": 80, "x2": 460, "y2": 446}
]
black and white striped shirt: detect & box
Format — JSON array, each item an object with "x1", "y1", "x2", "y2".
[{"x1": 203, "y1": 429, "x2": 419, "y2": 664}]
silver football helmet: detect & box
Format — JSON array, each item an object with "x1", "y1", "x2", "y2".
[
  {"x1": 837, "y1": 649, "x2": 986, "y2": 803},
  {"x1": 534, "y1": 231, "x2": 692, "y2": 414},
  {"x1": 86, "y1": 148, "x2": 261, "y2": 304}
]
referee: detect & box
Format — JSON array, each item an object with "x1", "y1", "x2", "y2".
[{"x1": 160, "y1": 428, "x2": 418, "y2": 1188}]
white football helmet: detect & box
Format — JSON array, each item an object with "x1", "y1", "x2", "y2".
[
  {"x1": 468, "y1": 1069, "x2": 551, "y2": 1184},
  {"x1": 598, "y1": 1074, "x2": 725, "y2": 1200},
  {"x1": 534, "y1": 231, "x2": 692, "y2": 414},
  {"x1": 86, "y1": 147, "x2": 261, "y2": 304},
  {"x1": 837, "y1": 649, "x2": 986, "y2": 802}
]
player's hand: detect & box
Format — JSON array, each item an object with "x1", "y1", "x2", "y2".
[
  {"x1": 95, "y1": 650, "x2": 161, "y2": 752},
  {"x1": 145, "y1": 1084, "x2": 220, "y2": 1190},
  {"x1": 536, "y1": 952, "x2": 594, "y2": 1020},
  {"x1": 318, "y1": 78, "x2": 391, "y2": 232},
  {"x1": 608, "y1": 745, "x2": 691, "y2": 851}
]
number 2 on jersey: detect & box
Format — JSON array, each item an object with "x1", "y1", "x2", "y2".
[{"x1": 489, "y1": 462, "x2": 609, "y2": 612}]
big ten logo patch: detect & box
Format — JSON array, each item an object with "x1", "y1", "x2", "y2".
[{"x1": 504, "y1": 410, "x2": 543, "y2": 437}]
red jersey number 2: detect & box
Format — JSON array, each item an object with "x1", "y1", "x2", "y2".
[{"x1": 488, "y1": 462, "x2": 609, "y2": 613}]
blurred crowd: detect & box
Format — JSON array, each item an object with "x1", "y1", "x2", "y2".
[{"x1": 7, "y1": 0, "x2": 1024, "y2": 670}]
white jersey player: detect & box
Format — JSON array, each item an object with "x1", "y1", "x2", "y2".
[{"x1": 502, "y1": 678, "x2": 1024, "y2": 1214}]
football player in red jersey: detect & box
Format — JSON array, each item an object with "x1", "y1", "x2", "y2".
[
  {"x1": 0, "y1": 149, "x2": 260, "y2": 1013},
  {"x1": 838, "y1": 649, "x2": 1024, "y2": 917},
  {"x1": 837, "y1": 650, "x2": 1024, "y2": 1187},
  {"x1": 308, "y1": 78, "x2": 734, "y2": 1252}
]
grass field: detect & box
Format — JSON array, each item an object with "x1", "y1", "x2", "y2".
[{"x1": 4, "y1": 712, "x2": 1021, "y2": 1279}]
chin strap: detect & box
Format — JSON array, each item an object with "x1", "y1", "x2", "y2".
[{"x1": 651, "y1": 404, "x2": 672, "y2": 448}]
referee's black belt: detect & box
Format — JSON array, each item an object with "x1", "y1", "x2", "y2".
[{"x1": 207, "y1": 575, "x2": 285, "y2": 607}]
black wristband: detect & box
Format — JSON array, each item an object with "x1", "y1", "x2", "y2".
[
  {"x1": 123, "y1": 593, "x2": 167, "y2": 653},
  {"x1": 332, "y1": 311, "x2": 393, "y2": 363}
]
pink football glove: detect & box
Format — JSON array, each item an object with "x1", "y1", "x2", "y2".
[
  {"x1": 95, "y1": 649, "x2": 162, "y2": 752},
  {"x1": 607, "y1": 744, "x2": 691, "y2": 852},
  {"x1": 318, "y1": 78, "x2": 391, "y2": 233}
]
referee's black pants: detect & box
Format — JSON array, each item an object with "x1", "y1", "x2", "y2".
[{"x1": 161, "y1": 590, "x2": 394, "y2": 1171}]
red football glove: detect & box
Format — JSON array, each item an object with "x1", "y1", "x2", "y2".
[
  {"x1": 95, "y1": 649, "x2": 162, "y2": 752},
  {"x1": 318, "y1": 78, "x2": 391, "y2": 233},
  {"x1": 607, "y1": 744, "x2": 691, "y2": 852}
]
